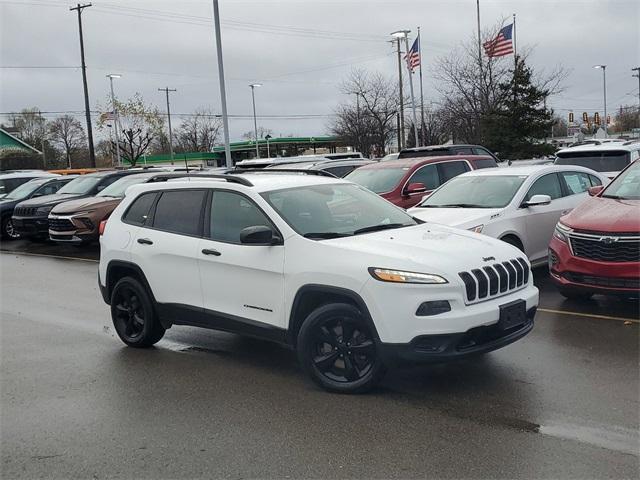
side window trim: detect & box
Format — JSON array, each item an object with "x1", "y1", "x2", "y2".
[{"x1": 206, "y1": 188, "x2": 282, "y2": 245}]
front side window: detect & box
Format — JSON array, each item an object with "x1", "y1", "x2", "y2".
[
  {"x1": 560, "y1": 171, "x2": 592, "y2": 195},
  {"x1": 123, "y1": 192, "x2": 157, "y2": 226},
  {"x1": 2, "y1": 179, "x2": 46, "y2": 200},
  {"x1": 262, "y1": 183, "x2": 416, "y2": 239},
  {"x1": 345, "y1": 167, "x2": 408, "y2": 193},
  {"x1": 408, "y1": 164, "x2": 439, "y2": 190},
  {"x1": 438, "y1": 161, "x2": 470, "y2": 183},
  {"x1": 210, "y1": 190, "x2": 275, "y2": 243},
  {"x1": 418, "y1": 175, "x2": 527, "y2": 209},
  {"x1": 601, "y1": 161, "x2": 640, "y2": 200},
  {"x1": 152, "y1": 190, "x2": 206, "y2": 236},
  {"x1": 36, "y1": 180, "x2": 65, "y2": 196},
  {"x1": 524, "y1": 173, "x2": 563, "y2": 201},
  {"x1": 0, "y1": 177, "x2": 30, "y2": 195},
  {"x1": 588, "y1": 174, "x2": 603, "y2": 187}
]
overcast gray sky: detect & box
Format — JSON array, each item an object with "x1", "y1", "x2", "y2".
[{"x1": 1, "y1": 0, "x2": 638, "y2": 141}]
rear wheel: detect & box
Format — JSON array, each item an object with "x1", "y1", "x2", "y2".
[
  {"x1": 297, "y1": 303, "x2": 385, "y2": 393},
  {"x1": 1, "y1": 216, "x2": 19, "y2": 240},
  {"x1": 111, "y1": 276, "x2": 165, "y2": 347}
]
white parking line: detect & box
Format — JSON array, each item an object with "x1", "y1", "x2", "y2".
[
  {"x1": 538, "y1": 308, "x2": 639, "y2": 324},
  {"x1": 0, "y1": 250, "x2": 99, "y2": 263}
]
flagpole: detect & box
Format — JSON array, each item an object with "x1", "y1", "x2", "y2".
[
  {"x1": 418, "y1": 26, "x2": 425, "y2": 147},
  {"x1": 513, "y1": 13, "x2": 517, "y2": 67},
  {"x1": 403, "y1": 34, "x2": 420, "y2": 148}
]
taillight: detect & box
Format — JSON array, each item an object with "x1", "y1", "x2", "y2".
[{"x1": 99, "y1": 219, "x2": 107, "y2": 235}]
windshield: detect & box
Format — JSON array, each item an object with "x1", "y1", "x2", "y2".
[
  {"x1": 419, "y1": 175, "x2": 527, "y2": 208},
  {"x1": 57, "y1": 176, "x2": 102, "y2": 195},
  {"x1": 555, "y1": 151, "x2": 630, "y2": 172},
  {"x1": 3, "y1": 179, "x2": 46, "y2": 200},
  {"x1": 345, "y1": 167, "x2": 407, "y2": 193},
  {"x1": 261, "y1": 183, "x2": 417, "y2": 239},
  {"x1": 601, "y1": 161, "x2": 640, "y2": 200},
  {"x1": 98, "y1": 175, "x2": 148, "y2": 198}
]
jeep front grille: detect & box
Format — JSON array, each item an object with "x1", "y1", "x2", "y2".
[{"x1": 459, "y1": 258, "x2": 529, "y2": 303}]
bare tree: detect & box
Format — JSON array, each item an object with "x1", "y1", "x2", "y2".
[
  {"x1": 242, "y1": 127, "x2": 273, "y2": 141},
  {"x1": 97, "y1": 93, "x2": 164, "y2": 166},
  {"x1": 176, "y1": 109, "x2": 223, "y2": 152},
  {"x1": 330, "y1": 69, "x2": 398, "y2": 156},
  {"x1": 48, "y1": 115, "x2": 86, "y2": 168},
  {"x1": 6, "y1": 107, "x2": 47, "y2": 148}
]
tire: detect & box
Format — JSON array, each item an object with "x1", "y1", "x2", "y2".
[
  {"x1": 559, "y1": 287, "x2": 593, "y2": 301},
  {"x1": 110, "y1": 276, "x2": 165, "y2": 347},
  {"x1": 297, "y1": 303, "x2": 386, "y2": 394},
  {"x1": 1, "y1": 216, "x2": 20, "y2": 240},
  {"x1": 501, "y1": 235, "x2": 524, "y2": 252}
]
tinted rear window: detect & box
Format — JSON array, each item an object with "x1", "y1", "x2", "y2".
[
  {"x1": 152, "y1": 190, "x2": 206, "y2": 236},
  {"x1": 123, "y1": 192, "x2": 157, "y2": 226},
  {"x1": 555, "y1": 151, "x2": 631, "y2": 172}
]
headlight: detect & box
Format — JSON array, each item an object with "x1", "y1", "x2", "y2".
[
  {"x1": 553, "y1": 221, "x2": 572, "y2": 243},
  {"x1": 36, "y1": 206, "x2": 53, "y2": 215},
  {"x1": 369, "y1": 268, "x2": 448, "y2": 284},
  {"x1": 468, "y1": 224, "x2": 484, "y2": 233}
]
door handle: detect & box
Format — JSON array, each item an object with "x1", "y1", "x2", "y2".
[
  {"x1": 137, "y1": 238, "x2": 153, "y2": 245},
  {"x1": 202, "y1": 248, "x2": 221, "y2": 256}
]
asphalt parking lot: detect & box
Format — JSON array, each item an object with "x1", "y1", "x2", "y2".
[{"x1": 1, "y1": 240, "x2": 639, "y2": 479}]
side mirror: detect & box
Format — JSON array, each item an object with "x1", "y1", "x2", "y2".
[
  {"x1": 31, "y1": 192, "x2": 44, "y2": 198},
  {"x1": 240, "y1": 225, "x2": 281, "y2": 245},
  {"x1": 404, "y1": 182, "x2": 427, "y2": 195},
  {"x1": 588, "y1": 185, "x2": 604, "y2": 197},
  {"x1": 522, "y1": 194, "x2": 552, "y2": 207}
]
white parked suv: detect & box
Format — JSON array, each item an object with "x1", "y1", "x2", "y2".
[{"x1": 99, "y1": 171, "x2": 539, "y2": 393}]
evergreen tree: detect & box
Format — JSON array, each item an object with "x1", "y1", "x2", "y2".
[{"x1": 482, "y1": 57, "x2": 555, "y2": 159}]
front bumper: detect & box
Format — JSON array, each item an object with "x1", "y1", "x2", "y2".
[
  {"x1": 48, "y1": 214, "x2": 98, "y2": 243},
  {"x1": 549, "y1": 237, "x2": 640, "y2": 295},
  {"x1": 379, "y1": 307, "x2": 536, "y2": 365},
  {"x1": 12, "y1": 215, "x2": 49, "y2": 237}
]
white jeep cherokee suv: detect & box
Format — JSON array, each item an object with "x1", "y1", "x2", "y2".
[{"x1": 99, "y1": 172, "x2": 539, "y2": 393}]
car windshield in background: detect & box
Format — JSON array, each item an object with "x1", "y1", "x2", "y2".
[
  {"x1": 601, "y1": 161, "x2": 640, "y2": 200},
  {"x1": 57, "y1": 176, "x2": 102, "y2": 195},
  {"x1": 261, "y1": 183, "x2": 416, "y2": 239},
  {"x1": 98, "y1": 175, "x2": 148, "y2": 198},
  {"x1": 555, "y1": 151, "x2": 630, "y2": 172},
  {"x1": 2, "y1": 179, "x2": 45, "y2": 200},
  {"x1": 418, "y1": 175, "x2": 527, "y2": 208},
  {"x1": 345, "y1": 167, "x2": 407, "y2": 193},
  {"x1": 398, "y1": 149, "x2": 450, "y2": 159}
]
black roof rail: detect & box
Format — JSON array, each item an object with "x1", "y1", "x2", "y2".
[
  {"x1": 228, "y1": 168, "x2": 337, "y2": 178},
  {"x1": 148, "y1": 172, "x2": 254, "y2": 187}
]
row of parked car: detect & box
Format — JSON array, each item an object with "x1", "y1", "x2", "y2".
[{"x1": 1, "y1": 139, "x2": 638, "y2": 301}]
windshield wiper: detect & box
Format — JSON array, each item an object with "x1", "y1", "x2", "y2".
[
  {"x1": 601, "y1": 194, "x2": 624, "y2": 200},
  {"x1": 434, "y1": 203, "x2": 487, "y2": 208},
  {"x1": 303, "y1": 232, "x2": 351, "y2": 240},
  {"x1": 353, "y1": 223, "x2": 408, "y2": 235}
]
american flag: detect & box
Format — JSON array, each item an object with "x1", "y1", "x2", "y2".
[
  {"x1": 483, "y1": 23, "x2": 514, "y2": 57},
  {"x1": 404, "y1": 36, "x2": 420, "y2": 72}
]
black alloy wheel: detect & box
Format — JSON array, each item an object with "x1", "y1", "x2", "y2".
[
  {"x1": 1, "y1": 216, "x2": 20, "y2": 240},
  {"x1": 110, "y1": 277, "x2": 165, "y2": 347},
  {"x1": 298, "y1": 303, "x2": 385, "y2": 393}
]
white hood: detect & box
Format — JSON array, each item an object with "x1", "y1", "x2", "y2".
[
  {"x1": 324, "y1": 222, "x2": 524, "y2": 275},
  {"x1": 408, "y1": 207, "x2": 503, "y2": 229}
]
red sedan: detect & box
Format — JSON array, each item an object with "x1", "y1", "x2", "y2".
[
  {"x1": 345, "y1": 155, "x2": 498, "y2": 209},
  {"x1": 549, "y1": 160, "x2": 640, "y2": 299}
]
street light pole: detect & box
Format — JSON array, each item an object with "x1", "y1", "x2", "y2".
[
  {"x1": 70, "y1": 3, "x2": 96, "y2": 168},
  {"x1": 249, "y1": 83, "x2": 262, "y2": 159},
  {"x1": 594, "y1": 65, "x2": 607, "y2": 137},
  {"x1": 106, "y1": 74, "x2": 122, "y2": 167},
  {"x1": 159, "y1": 87, "x2": 177, "y2": 164},
  {"x1": 390, "y1": 38, "x2": 405, "y2": 149},
  {"x1": 632, "y1": 67, "x2": 640, "y2": 126},
  {"x1": 212, "y1": 0, "x2": 232, "y2": 168},
  {"x1": 392, "y1": 30, "x2": 419, "y2": 148}
]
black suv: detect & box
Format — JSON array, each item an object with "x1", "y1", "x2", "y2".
[
  {"x1": 13, "y1": 170, "x2": 139, "y2": 240},
  {"x1": 0, "y1": 176, "x2": 76, "y2": 239},
  {"x1": 398, "y1": 144, "x2": 500, "y2": 165}
]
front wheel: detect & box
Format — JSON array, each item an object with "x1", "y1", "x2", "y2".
[
  {"x1": 1, "y1": 216, "x2": 19, "y2": 240},
  {"x1": 297, "y1": 303, "x2": 386, "y2": 393},
  {"x1": 110, "y1": 276, "x2": 165, "y2": 347}
]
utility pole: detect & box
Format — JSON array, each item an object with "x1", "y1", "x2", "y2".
[
  {"x1": 633, "y1": 67, "x2": 640, "y2": 127},
  {"x1": 418, "y1": 27, "x2": 425, "y2": 147},
  {"x1": 390, "y1": 38, "x2": 404, "y2": 149},
  {"x1": 70, "y1": 3, "x2": 96, "y2": 168},
  {"x1": 158, "y1": 87, "x2": 177, "y2": 164},
  {"x1": 594, "y1": 65, "x2": 607, "y2": 137},
  {"x1": 212, "y1": 0, "x2": 232, "y2": 168},
  {"x1": 106, "y1": 74, "x2": 122, "y2": 166},
  {"x1": 400, "y1": 32, "x2": 420, "y2": 148},
  {"x1": 249, "y1": 83, "x2": 262, "y2": 159}
]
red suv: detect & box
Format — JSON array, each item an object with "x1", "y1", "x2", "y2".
[
  {"x1": 549, "y1": 160, "x2": 640, "y2": 299},
  {"x1": 345, "y1": 155, "x2": 498, "y2": 208}
]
